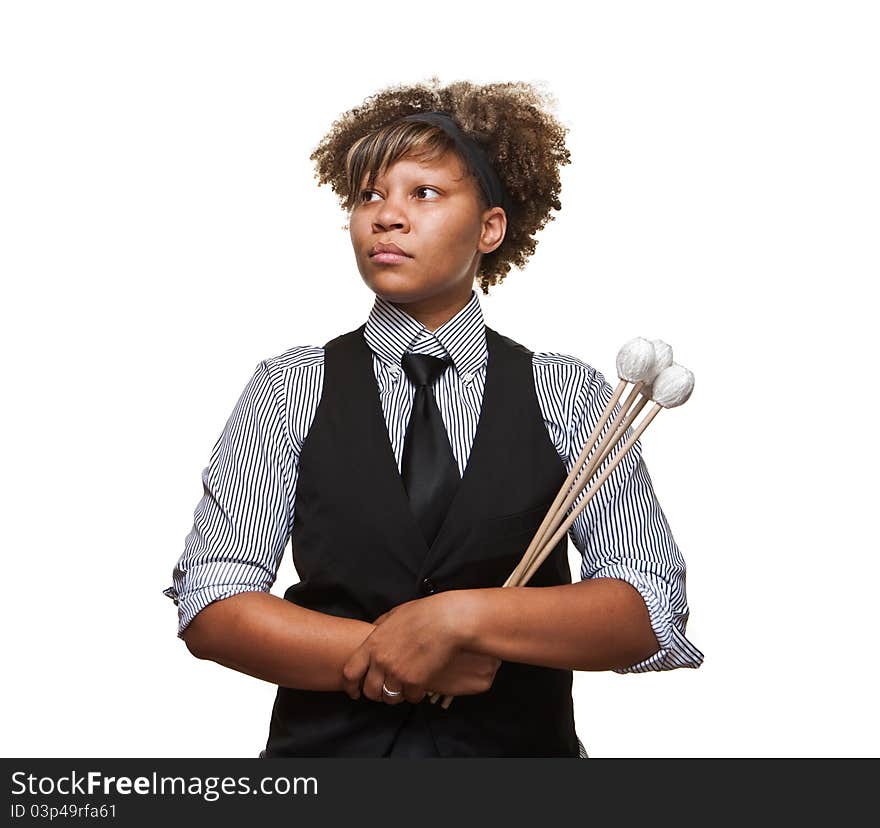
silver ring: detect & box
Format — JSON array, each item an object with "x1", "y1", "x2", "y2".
[{"x1": 382, "y1": 681, "x2": 402, "y2": 697}]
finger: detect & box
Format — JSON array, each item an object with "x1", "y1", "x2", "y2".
[
  {"x1": 362, "y1": 661, "x2": 387, "y2": 703},
  {"x1": 403, "y1": 685, "x2": 426, "y2": 705},
  {"x1": 382, "y1": 679, "x2": 408, "y2": 706},
  {"x1": 342, "y1": 647, "x2": 371, "y2": 699}
]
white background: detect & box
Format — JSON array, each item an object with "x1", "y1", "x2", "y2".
[{"x1": 2, "y1": 1, "x2": 877, "y2": 758}]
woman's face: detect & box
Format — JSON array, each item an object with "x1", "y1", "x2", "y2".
[{"x1": 349, "y1": 150, "x2": 505, "y2": 329}]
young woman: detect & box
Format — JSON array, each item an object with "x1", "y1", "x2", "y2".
[{"x1": 164, "y1": 78, "x2": 704, "y2": 758}]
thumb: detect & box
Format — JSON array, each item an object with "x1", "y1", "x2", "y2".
[{"x1": 342, "y1": 646, "x2": 370, "y2": 699}]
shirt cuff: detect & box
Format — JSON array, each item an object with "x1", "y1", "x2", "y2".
[
  {"x1": 588, "y1": 566, "x2": 705, "y2": 673},
  {"x1": 173, "y1": 583, "x2": 269, "y2": 639}
]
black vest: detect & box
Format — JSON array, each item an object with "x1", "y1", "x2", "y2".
[{"x1": 263, "y1": 323, "x2": 579, "y2": 757}]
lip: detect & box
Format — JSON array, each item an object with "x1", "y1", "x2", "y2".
[
  {"x1": 370, "y1": 252, "x2": 411, "y2": 264},
  {"x1": 370, "y1": 242, "x2": 411, "y2": 258}
]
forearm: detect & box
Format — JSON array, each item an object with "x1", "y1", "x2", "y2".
[
  {"x1": 182, "y1": 591, "x2": 376, "y2": 691},
  {"x1": 457, "y1": 578, "x2": 659, "y2": 672}
]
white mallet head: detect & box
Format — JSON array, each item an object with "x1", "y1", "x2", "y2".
[
  {"x1": 649, "y1": 339, "x2": 674, "y2": 376},
  {"x1": 616, "y1": 337, "x2": 656, "y2": 383},
  {"x1": 650, "y1": 363, "x2": 695, "y2": 408},
  {"x1": 638, "y1": 338, "x2": 674, "y2": 392}
]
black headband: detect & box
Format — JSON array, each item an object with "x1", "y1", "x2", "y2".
[{"x1": 398, "y1": 111, "x2": 511, "y2": 216}]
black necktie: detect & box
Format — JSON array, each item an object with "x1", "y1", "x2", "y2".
[{"x1": 400, "y1": 352, "x2": 461, "y2": 548}]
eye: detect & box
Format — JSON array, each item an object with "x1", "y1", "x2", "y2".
[
  {"x1": 359, "y1": 189, "x2": 380, "y2": 203},
  {"x1": 416, "y1": 186, "x2": 441, "y2": 199}
]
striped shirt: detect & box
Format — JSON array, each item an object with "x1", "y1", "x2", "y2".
[{"x1": 164, "y1": 288, "x2": 704, "y2": 673}]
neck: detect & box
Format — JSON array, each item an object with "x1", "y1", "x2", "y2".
[{"x1": 391, "y1": 289, "x2": 472, "y2": 332}]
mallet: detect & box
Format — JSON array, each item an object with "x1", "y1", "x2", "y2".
[{"x1": 429, "y1": 338, "x2": 694, "y2": 709}]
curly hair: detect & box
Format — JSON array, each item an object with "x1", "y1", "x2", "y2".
[{"x1": 309, "y1": 76, "x2": 571, "y2": 294}]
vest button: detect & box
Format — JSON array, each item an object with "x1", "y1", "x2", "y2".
[{"x1": 421, "y1": 577, "x2": 437, "y2": 595}]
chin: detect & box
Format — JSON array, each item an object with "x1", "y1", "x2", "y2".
[
  {"x1": 372, "y1": 286, "x2": 427, "y2": 305},
  {"x1": 361, "y1": 268, "x2": 427, "y2": 302}
]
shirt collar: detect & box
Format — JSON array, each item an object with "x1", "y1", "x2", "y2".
[{"x1": 363, "y1": 288, "x2": 488, "y2": 379}]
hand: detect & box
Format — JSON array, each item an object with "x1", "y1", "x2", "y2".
[
  {"x1": 424, "y1": 650, "x2": 502, "y2": 698},
  {"x1": 341, "y1": 592, "x2": 467, "y2": 704}
]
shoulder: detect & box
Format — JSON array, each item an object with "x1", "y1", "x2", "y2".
[
  {"x1": 256, "y1": 346, "x2": 326, "y2": 450},
  {"x1": 526, "y1": 350, "x2": 609, "y2": 463},
  {"x1": 531, "y1": 349, "x2": 609, "y2": 399},
  {"x1": 264, "y1": 344, "x2": 325, "y2": 374},
  {"x1": 258, "y1": 344, "x2": 325, "y2": 390},
  {"x1": 489, "y1": 326, "x2": 605, "y2": 393}
]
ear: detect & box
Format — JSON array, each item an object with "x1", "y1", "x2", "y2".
[{"x1": 478, "y1": 206, "x2": 507, "y2": 255}]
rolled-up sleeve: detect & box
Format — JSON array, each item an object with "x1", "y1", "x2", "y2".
[
  {"x1": 565, "y1": 367, "x2": 704, "y2": 673},
  {"x1": 163, "y1": 359, "x2": 295, "y2": 639}
]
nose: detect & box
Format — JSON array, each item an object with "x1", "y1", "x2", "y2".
[{"x1": 371, "y1": 190, "x2": 409, "y2": 233}]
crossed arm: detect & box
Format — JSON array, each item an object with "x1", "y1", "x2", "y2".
[
  {"x1": 174, "y1": 359, "x2": 697, "y2": 696},
  {"x1": 182, "y1": 578, "x2": 659, "y2": 701}
]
